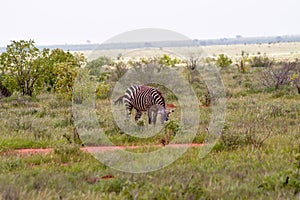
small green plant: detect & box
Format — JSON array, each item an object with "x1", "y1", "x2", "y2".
[
  {"x1": 164, "y1": 119, "x2": 180, "y2": 144},
  {"x1": 236, "y1": 51, "x2": 250, "y2": 73},
  {"x1": 159, "y1": 54, "x2": 181, "y2": 67},
  {"x1": 216, "y1": 54, "x2": 232, "y2": 68}
]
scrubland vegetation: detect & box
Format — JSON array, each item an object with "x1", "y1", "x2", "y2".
[{"x1": 0, "y1": 40, "x2": 299, "y2": 199}]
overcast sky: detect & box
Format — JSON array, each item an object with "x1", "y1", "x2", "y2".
[{"x1": 1, "y1": 0, "x2": 300, "y2": 46}]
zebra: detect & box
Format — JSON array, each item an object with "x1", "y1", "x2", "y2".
[{"x1": 117, "y1": 85, "x2": 173, "y2": 125}]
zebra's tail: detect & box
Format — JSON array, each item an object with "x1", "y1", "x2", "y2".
[{"x1": 114, "y1": 95, "x2": 125, "y2": 105}]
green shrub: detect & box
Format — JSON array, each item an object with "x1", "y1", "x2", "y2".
[
  {"x1": 249, "y1": 54, "x2": 272, "y2": 68},
  {"x1": 159, "y1": 54, "x2": 181, "y2": 67},
  {"x1": 235, "y1": 51, "x2": 250, "y2": 73},
  {"x1": 86, "y1": 56, "x2": 111, "y2": 77},
  {"x1": 96, "y1": 83, "x2": 111, "y2": 99},
  {"x1": 216, "y1": 54, "x2": 232, "y2": 68}
]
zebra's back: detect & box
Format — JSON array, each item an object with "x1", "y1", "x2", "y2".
[
  {"x1": 122, "y1": 85, "x2": 171, "y2": 124},
  {"x1": 124, "y1": 85, "x2": 165, "y2": 111}
]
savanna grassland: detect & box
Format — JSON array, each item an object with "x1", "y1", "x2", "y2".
[{"x1": 0, "y1": 42, "x2": 300, "y2": 199}]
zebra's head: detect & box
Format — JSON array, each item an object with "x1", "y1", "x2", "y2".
[{"x1": 158, "y1": 109, "x2": 174, "y2": 124}]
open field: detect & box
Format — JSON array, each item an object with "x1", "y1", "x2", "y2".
[
  {"x1": 0, "y1": 43, "x2": 300, "y2": 199},
  {"x1": 204, "y1": 42, "x2": 300, "y2": 58},
  {"x1": 81, "y1": 42, "x2": 300, "y2": 61}
]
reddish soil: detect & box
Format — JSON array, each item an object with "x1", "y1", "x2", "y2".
[{"x1": 3, "y1": 143, "x2": 204, "y2": 155}]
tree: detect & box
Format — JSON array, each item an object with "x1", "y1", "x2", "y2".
[
  {"x1": 44, "y1": 48, "x2": 83, "y2": 90},
  {"x1": 260, "y1": 62, "x2": 296, "y2": 90},
  {"x1": 52, "y1": 52, "x2": 85, "y2": 99},
  {"x1": 86, "y1": 56, "x2": 111, "y2": 77},
  {"x1": 216, "y1": 54, "x2": 232, "y2": 68},
  {"x1": 0, "y1": 40, "x2": 49, "y2": 96}
]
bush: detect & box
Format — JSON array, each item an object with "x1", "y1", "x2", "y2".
[
  {"x1": 216, "y1": 54, "x2": 232, "y2": 68},
  {"x1": 235, "y1": 51, "x2": 250, "y2": 73},
  {"x1": 96, "y1": 83, "x2": 111, "y2": 99},
  {"x1": 163, "y1": 119, "x2": 181, "y2": 144},
  {"x1": 86, "y1": 56, "x2": 112, "y2": 77},
  {"x1": 218, "y1": 120, "x2": 272, "y2": 151},
  {"x1": 249, "y1": 54, "x2": 272, "y2": 68},
  {"x1": 159, "y1": 54, "x2": 181, "y2": 67},
  {"x1": 260, "y1": 62, "x2": 296, "y2": 90},
  {"x1": 52, "y1": 52, "x2": 85, "y2": 100}
]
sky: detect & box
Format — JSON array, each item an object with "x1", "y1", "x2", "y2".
[{"x1": 1, "y1": 0, "x2": 300, "y2": 46}]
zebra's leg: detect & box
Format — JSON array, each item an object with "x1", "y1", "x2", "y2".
[
  {"x1": 148, "y1": 105, "x2": 158, "y2": 125},
  {"x1": 125, "y1": 103, "x2": 133, "y2": 118},
  {"x1": 147, "y1": 109, "x2": 152, "y2": 124},
  {"x1": 135, "y1": 110, "x2": 142, "y2": 122},
  {"x1": 152, "y1": 110, "x2": 158, "y2": 126}
]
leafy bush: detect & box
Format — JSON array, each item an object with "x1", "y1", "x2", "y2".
[
  {"x1": 86, "y1": 57, "x2": 111, "y2": 74},
  {"x1": 159, "y1": 54, "x2": 181, "y2": 67},
  {"x1": 216, "y1": 54, "x2": 232, "y2": 68},
  {"x1": 249, "y1": 54, "x2": 272, "y2": 68},
  {"x1": 52, "y1": 53, "x2": 85, "y2": 100},
  {"x1": 45, "y1": 49, "x2": 85, "y2": 90},
  {"x1": 96, "y1": 83, "x2": 111, "y2": 99}
]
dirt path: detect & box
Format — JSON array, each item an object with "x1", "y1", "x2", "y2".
[{"x1": 3, "y1": 143, "x2": 204, "y2": 155}]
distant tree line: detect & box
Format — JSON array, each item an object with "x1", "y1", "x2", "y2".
[
  {"x1": 1, "y1": 40, "x2": 299, "y2": 101},
  {"x1": 2, "y1": 35, "x2": 300, "y2": 54}
]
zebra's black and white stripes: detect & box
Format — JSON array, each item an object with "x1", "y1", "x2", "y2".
[{"x1": 121, "y1": 85, "x2": 171, "y2": 125}]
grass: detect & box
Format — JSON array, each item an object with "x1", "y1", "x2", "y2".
[
  {"x1": 0, "y1": 143, "x2": 299, "y2": 199},
  {"x1": 0, "y1": 59, "x2": 300, "y2": 199}
]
